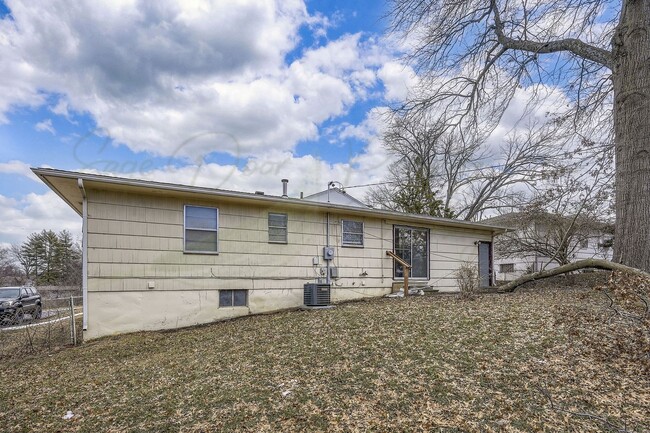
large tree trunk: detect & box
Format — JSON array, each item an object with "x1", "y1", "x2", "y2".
[{"x1": 612, "y1": 1, "x2": 650, "y2": 272}]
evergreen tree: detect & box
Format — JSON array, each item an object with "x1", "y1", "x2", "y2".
[{"x1": 14, "y1": 229, "x2": 81, "y2": 285}]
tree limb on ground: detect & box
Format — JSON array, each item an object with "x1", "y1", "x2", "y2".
[{"x1": 498, "y1": 259, "x2": 650, "y2": 293}]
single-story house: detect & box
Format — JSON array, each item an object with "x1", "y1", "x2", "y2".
[{"x1": 34, "y1": 168, "x2": 505, "y2": 340}]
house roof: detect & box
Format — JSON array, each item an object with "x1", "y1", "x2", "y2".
[
  {"x1": 482, "y1": 211, "x2": 614, "y2": 233},
  {"x1": 480, "y1": 213, "x2": 522, "y2": 229},
  {"x1": 32, "y1": 167, "x2": 506, "y2": 233},
  {"x1": 302, "y1": 188, "x2": 368, "y2": 208}
]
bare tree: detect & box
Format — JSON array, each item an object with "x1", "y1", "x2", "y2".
[
  {"x1": 494, "y1": 211, "x2": 613, "y2": 268},
  {"x1": 10, "y1": 243, "x2": 32, "y2": 279},
  {"x1": 492, "y1": 158, "x2": 614, "y2": 268},
  {"x1": 369, "y1": 112, "x2": 565, "y2": 220},
  {"x1": 388, "y1": 0, "x2": 649, "y2": 271},
  {"x1": 366, "y1": 113, "x2": 452, "y2": 216},
  {"x1": 455, "y1": 125, "x2": 566, "y2": 220},
  {"x1": 0, "y1": 247, "x2": 24, "y2": 285}
]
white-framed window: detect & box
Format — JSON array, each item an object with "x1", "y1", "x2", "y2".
[
  {"x1": 499, "y1": 263, "x2": 515, "y2": 273},
  {"x1": 184, "y1": 205, "x2": 219, "y2": 253},
  {"x1": 268, "y1": 213, "x2": 288, "y2": 244},
  {"x1": 219, "y1": 290, "x2": 248, "y2": 307},
  {"x1": 342, "y1": 220, "x2": 364, "y2": 247}
]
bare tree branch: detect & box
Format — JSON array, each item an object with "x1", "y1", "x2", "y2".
[{"x1": 490, "y1": 0, "x2": 614, "y2": 69}]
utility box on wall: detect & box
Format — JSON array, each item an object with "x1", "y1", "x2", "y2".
[{"x1": 323, "y1": 247, "x2": 335, "y2": 261}]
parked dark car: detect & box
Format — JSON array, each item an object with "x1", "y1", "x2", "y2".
[{"x1": 0, "y1": 287, "x2": 42, "y2": 325}]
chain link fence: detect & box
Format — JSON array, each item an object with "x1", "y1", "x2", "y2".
[{"x1": 0, "y1": 295, "x2": 83, "y2": 359}]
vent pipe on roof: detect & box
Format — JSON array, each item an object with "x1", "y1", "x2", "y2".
[{"x1": 281, "y1": 179, "x2": 288, "y2": 198}]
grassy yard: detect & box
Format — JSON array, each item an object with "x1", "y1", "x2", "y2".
[{"x1": 1, "y1": 287, "x2": 648, "y2": 432}]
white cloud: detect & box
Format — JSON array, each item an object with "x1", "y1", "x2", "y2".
[
  {"x1": 0, "y1": 1, "x2": 414, "y2": 245},
  {"x1": 0, "y1": 160, "x2": 39, "y2": 182},
  {"x1": 377, "y1": 62, "x2": 417, "y2": 102},
  {"x1": 340, "y1": 106, "x2": 389, "y2": 141},
  {"x1": 0, "y1": 0, "x2": 396, "y2": 160},
  {"x1": 0, "y1": 191, "x2": 81, "y2": 245},
  {"x1": 35, "y1": 118, "x2": 55, "y2": 135},
  {"x1": 78, "y1": 141, "x2": 392, "y2": 200},
  {"x1": 486, "y1": 83, "x2": 571, "y2": 151},
  {"x1": 0, "y1": 18, "x2": 47, "y2": 123}
]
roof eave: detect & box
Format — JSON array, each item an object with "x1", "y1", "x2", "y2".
[
  {"x1": 31, "y1": 167, "x2": 507, "y2": 233},
  {"x1": 32, "y1": 169, "x2": 83, "y2": 217}
]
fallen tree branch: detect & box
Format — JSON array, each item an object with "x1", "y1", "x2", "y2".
[
  {"x1": 537, "y1": 386, "x2": 635, "y2": 433},
  {"x1": 498, "y1": 259, "x2": 650, "y2": 293}
]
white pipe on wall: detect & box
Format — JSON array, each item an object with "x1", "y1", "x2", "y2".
[
  {"x1": 326, "y1": 212, "x2": 331, "y2": 284},
  {"x1": 77, "y1": 178, "x2": 88, "y2": 330}
]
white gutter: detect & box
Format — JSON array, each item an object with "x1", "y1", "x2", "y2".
[{"x1": 77, "y1": 178, "x2": 88, "y2": 330}]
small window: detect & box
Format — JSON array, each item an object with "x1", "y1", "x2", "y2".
[
  {"x1": 219, "y1": 290, "x2": 248, "y2": 307},
  {"x1": 342, "y1": 220, "x2": 364, "y2": 247},
  {"x1": 499, "y1": 263, "x2": 515, "y2": 273},
  {"x1": 184, "y1": 205, "x2": 219, "y2": 253},
  {"x1": 268, "y1": 213, "x2": 288, "y2": 243},
  {"x1": 599, "y1": 237, "x2": 613, "y2": 248},
  {"x1": 580, "y1": 239, "x2": 589, "y2": 248}
]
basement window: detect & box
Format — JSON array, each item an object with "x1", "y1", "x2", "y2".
[
  {"x1": 268, "y1": 213, "x2": 288, "y2": 244},
  {"x1": 184, "y1": 205, "x2": 218, "y2": 253},
  {"x1": 342, "y1": 220, "x2": 364, "y2": 247},
  {"x1": 219, "y1": 290, "x2": 248, "y2": 307},
  {"x1": 499, "y1": 263, "x2": 515, "y2": 273}
]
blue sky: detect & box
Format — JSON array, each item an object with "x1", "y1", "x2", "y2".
[{"x1": 0, "y1": 0, "x2": 417, "y2": 245}]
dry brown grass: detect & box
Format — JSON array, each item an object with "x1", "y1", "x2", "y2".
[{"x1": 0, "y1": 288, "x2": 648, "y2": 432}]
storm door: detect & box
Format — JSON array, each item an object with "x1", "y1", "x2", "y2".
[{"x1": 478, "y1": 241, "x2": 493, "y2": 288}]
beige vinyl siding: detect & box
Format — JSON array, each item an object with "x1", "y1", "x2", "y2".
[{"x1": 84, "y1": 188, "x2": 493, "y2": 339}]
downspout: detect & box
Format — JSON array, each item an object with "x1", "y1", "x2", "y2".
[
  {"x1": 490, "y1": 232, "x2": 495, "y2": 286},
  {"x1": 77, "y1": 179, "x2": 88, "y2": 330},
  {"x1": 491, "y1": 229, "x2": 498, "y2": 286},
  {"x1": 326, "y1": 212, "x2": 331, "y2": 285},
  {"x1": 325, "y1": 181, "x2": 333, "y2": 285}
]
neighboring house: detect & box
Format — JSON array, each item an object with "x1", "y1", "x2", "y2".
[
  {"x1": 34, "y1": 168, "x2": 505, "y2": 340},
  {"x1": 484, "y1": 212, "x2": 614, "y2": 282},
  {"x1": 302, "y1": 186, "x2": 369, "y2": 208}
]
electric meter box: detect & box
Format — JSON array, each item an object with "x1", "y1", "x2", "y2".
[{"x1": 323, "y1": 246, "x2": 335, "y2": 261}]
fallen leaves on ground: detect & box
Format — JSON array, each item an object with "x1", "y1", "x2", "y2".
[{"x1": 0, "y1": 287, "x2": 648, "y2": 432}]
